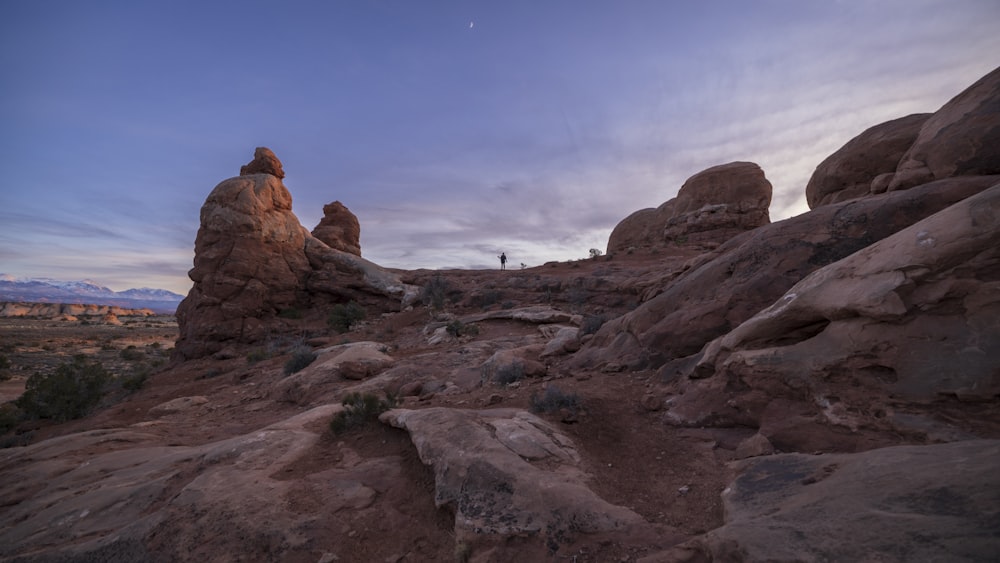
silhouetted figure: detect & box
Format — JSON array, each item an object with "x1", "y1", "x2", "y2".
[{"x1": 499, "y1": 252, "x2": 507, "y2": 270}]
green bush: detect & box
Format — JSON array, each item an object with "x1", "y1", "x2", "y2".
[
  {"x1": 581, "y1": 314, "x2": 606, "y2": 336},
  {"x1": 283, "y1": 346, "x2": 317, "y2": 375},
  {"x1": 0, "y1": 403, "x2": 24, "y2": 435},
  {"x1": 329, "y1": 391, "x2": 399, "y2": 435},
  {"x1": 120, "y1": 364, "x2": 151, "y2": 392},
  {"x1": 446, "y1": 320, "x2": 479, "y2": 338},
  {"x1": 120, "y1": 346, "x2": 145, "y2": 362},
  {"x1": 278, "y1": 307, "x2": 302, "y2": 319},
  {"x1": 530, "y1": 385, "x2": 581, "y2": 416},
  {"x1": 328, "y1": 302, "x2": 366, "y2": 333},
  {"x1": 0, "y1": 354, "x2": 10, "y2": 381},
  {"x1": 420, "y1": 275, "x2": 460, "y2": 310},
  {"x1": 492, "y1": 363, "x2": 525, "y2": 385},
  {"x1": 246, "y1": 348, "x2": 270, "y2": 364},
  {"x1": 16, "y1": 356, "x2": 111, "y2": 421}
]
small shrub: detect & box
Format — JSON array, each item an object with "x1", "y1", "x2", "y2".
[
  {"x1": 589, "y1": 248, "x2": 603, "y2": 258},
  {"x1": 197, "y1": 368, "x2": 224, "y2": 380},
  {"x1": 120, "y1": 365, "x2": 150, "y2": 392},
  {"x1": 16, "y1": 357, "x2": 111, "y2": 421},
  {"x1": 469, "y1": 289, "x2": 502, "y2": 310},
  {"x1": 120, "y1": 346, "x2": 145, "y2": 362},
  {"x1": 491, "y1": 362, "x2": 525, "y2": 385},
  {"x1": 530, "y1": 385, "x2": 581, "y2": 416},
  {"x1": 581, "y1": 314, "x2": 606, "y2": 336},
  {"x1": 246, "y1": 348, "x2": 269, "y2": 364},
  {"x1": 420, "y1": 274, "x2": 460, "y2": 310},
  {"x1": 278, "y1": 307, "x2": 302, "y2": 320},
  {"x1": 328, "y1": 302, "x2": 366, "y2": 333},
  {"x1": 149, "y1": 342, "x2": 162, "y2": 349},
  {"x1": 446, "y1": 320, "x2": 479, "y2": 338},
  {"x1": 283, "y1": 346, "x2": 317, "y2": 375},
  {"x1": 329, "y1": 391, "x2": 399, "y2": 435},
  {"x1": 0, "y1": 403, "x2": 24, "y2": 435}
]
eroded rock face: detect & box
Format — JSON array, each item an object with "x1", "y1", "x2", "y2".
[
  {"x1": 175, "y1": 172, "x2": 310, "y2": 359},
  {"x1": 662, "y1": 183, "x2": 1000, "y2": 451},
  {"x1": 239, "y1": 146, "x2": 285, "y2": 179},
  {"x1": 608, "y1": 161, "x2": 771, "y2": 253},
  {"x1": 0, "y1": 405, "x2": 348, "y2": 562},
  {"x1": 576, "y1": 175, "x2": 999, "y2": 372},
  {"x1": 175, "y1": 149, "x2": 418, "y2": 360},
  {"x1": 663, "y1": 441, "x2": 1000, "y2": 562},
  {"x1": 805, "y1": 113, "x2": 930, "y2": 208},
  {"x1": 888, "y1": 65, "x2": 1000, "y2": 191},
  {"x1": 311, "y1": 200, "x2": 362, "y2": 256},
  {"x1": 381, "y1": 407, "x2": 664, "y2": 558}
]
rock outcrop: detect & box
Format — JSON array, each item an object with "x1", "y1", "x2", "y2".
[
  {"x1": 662, "y1": 183, "x2": 1000, "y2": 451},
  {"x1": 239, "y1": 146, "x2": 285, "y2": 179},
  {"x1": 382, "y1": 408, "x2": 668, "y2": 558},
  {"x1": 311, "y1": 201, "x2": 362, "y2": 256},
  {"x1": 805, "y1": 113, "x2": 930, "y2": 208},
  {"x1": 608, "y1": 161, "x2": 771, "y2": 253},
  {"x1": 659, "y1": 440, "x2": 1000, "y2": 562},
  {"x1": 888, "y1": 66, "x2": 1000, "y2": 191},
  {"x1": 577, "y1": 175, "x2": 998, "y2": 372},
  {"x1": 175, "y1": 148, "x2": 417, "y2": 360}
]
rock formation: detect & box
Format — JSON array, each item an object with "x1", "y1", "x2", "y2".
[
  {"x1": 238, "y1": 146, "x2": 285, "y2": 178},
  {"x1": 663, "y1": 183, "x2": 1000, "y2": 451},
  {"x1": 577, "y1": 175, "x2": 997, "y2": 372},
  {"x1": 888, "y1": 65, "x2": 1000, "y2": 191},
  {"x1": 0, "y1": 302, "x2": 155, "y2": 318},
  {"x1": 659, "y1": 440, "x2": 1000, "y2": 561},
  {"x1": 5, "y1": 68, "x2": 1000, "y2": 563},
  {"x1": 805, "y1": 113, "x2": 930, "y2": 208},
  {"x1": 607, "y1": 161, "x2": 771, "y2": 253},
  {"x1": 311, "y1": 201, "x2": 362, "y2": 256},
  {"x1": 175, "y1": 148, "x2": 416, "y2": 360}
]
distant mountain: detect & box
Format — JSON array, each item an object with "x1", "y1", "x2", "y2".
[{"x1": 0, "y1": 274, "x2": 184, "y2": 314}]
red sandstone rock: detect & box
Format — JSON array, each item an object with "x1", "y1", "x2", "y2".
[
  {"x1": 311, "y1": 200, "x2": 362, "y2": 256},
  {"x1": 239, "y1": 146, "x2": 285, "y2": 179},
  {"x1": 663, "y1": 183, "x2": 1000, "y2": 452},
  {"x1": 608, "y1": 161, "x2": 771, "y2": 253},
  {"x1": 888, "y1": 65, "x2": 1000, "y2": 191},
  {"x1": 805, "y1": 113, "x2": 930, "y2": 208},
  {"x1": 576, "y1": 175, "x2": 999, "y2": 373}
]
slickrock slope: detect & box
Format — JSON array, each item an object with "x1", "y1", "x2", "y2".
[{"x1": 3, "y1": 68, "x2": 1000, "y2": 563}]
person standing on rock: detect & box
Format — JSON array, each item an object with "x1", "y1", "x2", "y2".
[{"x1": 499, "y1": 252, "x2": 507, "y2": 270}]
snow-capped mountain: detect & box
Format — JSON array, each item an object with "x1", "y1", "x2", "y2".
[{"x1": 0, "y1": 275, "x2": 184, "y2": 314}]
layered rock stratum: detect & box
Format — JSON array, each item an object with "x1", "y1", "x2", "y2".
[{"x1": 2, "y1": 67, "x2": 999, "y2": 562}]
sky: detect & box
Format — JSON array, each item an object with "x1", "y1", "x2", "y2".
[{"x1": 0, "y1": 1, "x2": 997, "y2": 296}]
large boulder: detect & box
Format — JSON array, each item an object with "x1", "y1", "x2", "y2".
[
  {"x1": 381, "y1": 408, "x2": 667, "y2": 558},
  {"x1": 175, "y1": 164, "x2": 310, "y2": 359},
  {"x1": 608, "y1": 162, "x2": 771, "y2": 253},
  {"x1": 805, "y1": 113, "x2": 930, "y2": 208},
  {"x1": 575, "y1": 175, "x2": 999, "y2": 372},
  {"x1": 311, "y1": 200, "x2": 362, "y2": 256},
  {"x1": 663, "y1": 183, "x2": 1000, "y2": 451},
  {"x1": 888, "y1": 65, "x2": 1000, "y2": 191},
  {"x1": 658, "y1": 440, "x2": 1000, "y2": 562}
]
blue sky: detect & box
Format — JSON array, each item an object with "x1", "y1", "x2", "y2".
[{"x1": 1, "y1": 1, "x2": 997, "y2": 295}]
